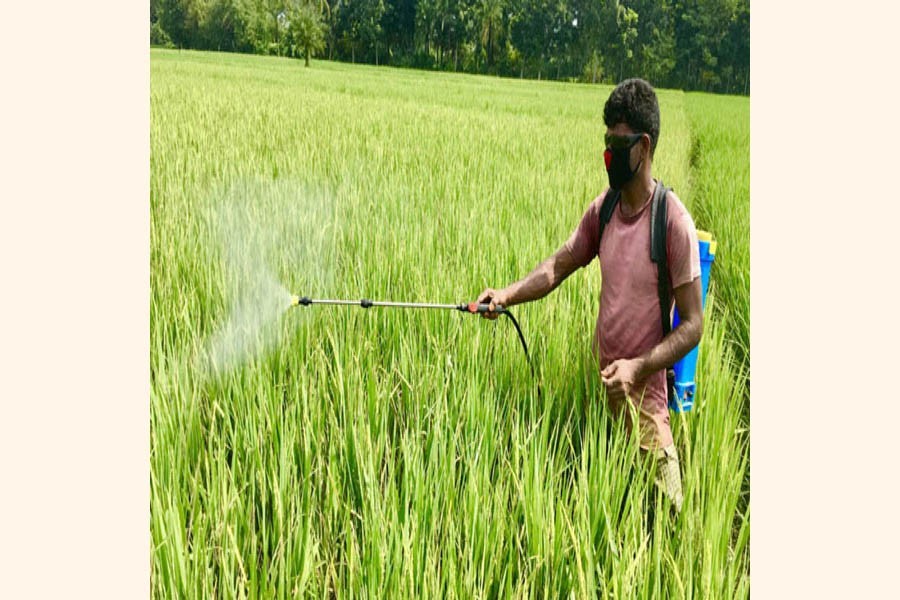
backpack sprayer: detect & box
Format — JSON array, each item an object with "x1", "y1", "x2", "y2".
[{"x1": 289, "y1": 295, "x2": 534, "y2": 373}]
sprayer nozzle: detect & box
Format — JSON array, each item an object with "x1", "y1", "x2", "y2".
[{"x1": 290, "y1": 295, "x2": 300, "y2": 306}]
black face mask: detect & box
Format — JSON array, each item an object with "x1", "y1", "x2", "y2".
[{"x1": 603, "y1": 135, "x2": 643, "y2": 190}]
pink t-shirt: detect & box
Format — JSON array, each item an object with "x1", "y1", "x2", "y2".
[{"x1": 564, "y1": 184, "x2": 701, "y2": 449}]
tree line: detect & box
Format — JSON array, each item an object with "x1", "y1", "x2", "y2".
[{"x1": 151, "y1": 0, "x2": 749, "y2": 94}]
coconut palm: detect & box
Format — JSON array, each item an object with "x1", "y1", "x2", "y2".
[{"x1": 474, "y1": 0, "x2": 504, "y2": 69}]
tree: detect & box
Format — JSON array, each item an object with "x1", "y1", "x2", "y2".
[
  {"x1": 435, "y1": 0, "x2": 465, "y2": 70},
  {"x1": 629, "y1": 0, "x2": 677, "y2": 87},
  {"x1": 254, "y1": 0, "x2": 296, "y2": 55},
  {"x1": 674, "y1": 0, "x2": 739, "y2": 91},
  {"x1": 287, "y1": 1, "x2": 328, "y2": 65},
  {"x1": 156, "y1": 0, "x2": 201, "y2": 48},
  {"x1": 607, "y1": 1, "x2": 639, "y2": 82},
  {"x1": 509, "y1": 0, "x2": 573, "y2": 79},
  {"x1": 473, "y1": 0, "x2": 504, "y2": 70},
  {"x1": 717, "y1": 0, "x2": 749, "y2": 94},
  {"x1": 569, "y1": 0, "x2": 608, "y2": 82},
  {"x1": 360, "y1": 0, "x2": 387, "y2": 64},
  {"x1": 381, "y1": 0, "x2": 417, "y2": 62},
  {"x1": 415, "y1": 0, "x2": 440, "y2": 65},
  {"x1": 199, "y1": 0, "x2": 250, "y2": 52},
  {"x1": 336, "y1": 0, "x2": 385, "y2": 63}
]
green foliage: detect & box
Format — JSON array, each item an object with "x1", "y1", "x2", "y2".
[
  {"x1": 286, "y1": 1, "x2": 327, "y2": 65},
  {"x1": 472, "y1": 0, "x2": 506, "y2": 71},
  {"x1": 672, "y1": 0, "x2": 746, "y2": 92},
  {"x1": 685, "y1": 91, "x2": 750, "y2": 368},
  {"x1": 198, "y1": 0, "x2": 247, "y2": 52},
  {"x1": 508, "y1": 0, "x2": 576, "y2": 80},
  {"x1": 609, "y1": 3, "x2": 639, "y2": 82},
  {"x1": 149, "y1": 0, "x2": 750, "y2": 93},
  {"x1": 151, "y1": 20, "x2": 176, "y2": 48},
  {"x1": 335, "y1": 0, "x2": 387, "y2": 63},
  {"x1": 630, "y1": 0, "x2": 677, "y2": 85},
  {"x1": 580, "y1": 50, "x2": 603, "y2": 83},
  {"x1": 151, "y1": 49, "x2": 750, "y2": 597},
  {"x1": 155, "y1": 0, "x2": 196, "y2": 48}
]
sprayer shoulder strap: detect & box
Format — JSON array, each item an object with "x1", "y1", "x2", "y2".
[
  {"x1": 597, "y1": 188, "x2": 620, "y2": 247},
  {"x1": 649, "y1": 181, "x2": 672, "y2": 336},
  {"x1": 650, "y1": 181, "x2": 678, "y2": 405}
]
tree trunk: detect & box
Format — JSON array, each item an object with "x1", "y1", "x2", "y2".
[
  {"x1": 488, "y1": 22, "x2": 493, "y2": 67},
  {"x1": 305, "y1": 46, "x2": 310, "y2": 67},
  {"x1": 273, "y1": 13, "x2": 280, "y2": 56}
]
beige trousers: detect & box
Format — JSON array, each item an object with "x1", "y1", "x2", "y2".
[{"x1": 642, "y1": 443, "x2": 684, "y2": 513}]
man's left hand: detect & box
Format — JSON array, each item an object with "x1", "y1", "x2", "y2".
[{"x1": 601, "y1": 357, "x2": 644, "y2": 398}]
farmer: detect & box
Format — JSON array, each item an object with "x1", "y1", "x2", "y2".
[{"x1": 476, "y1": 78, "x2": 702, "y2": 513}]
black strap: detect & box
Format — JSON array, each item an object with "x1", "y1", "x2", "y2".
[
  {"x1": 650, "y1": 181, "x2": 678, "y2": 403},
  {"x1": 597, "y1": 188, "x2": 620, "y2": 247},
  {"x1": 649, "y1": 181, "x2": 671, "y2": 336}
]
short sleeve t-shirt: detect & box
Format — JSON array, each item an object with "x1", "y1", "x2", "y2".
[{"x1": 563, "y1": 183, "x2": 701, "y2": 449}]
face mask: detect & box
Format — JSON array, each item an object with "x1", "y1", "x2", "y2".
[{"x1": 603, "y1": 134, "x2": 643, "y2": 190}]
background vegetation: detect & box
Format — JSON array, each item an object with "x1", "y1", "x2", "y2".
[{"x1": 150, "y1": 0, "x2": 750, "y2": 94}]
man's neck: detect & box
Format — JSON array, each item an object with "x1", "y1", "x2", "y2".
[{"x1": 620, "y1": 173, "x2": 656, "y2": 214}]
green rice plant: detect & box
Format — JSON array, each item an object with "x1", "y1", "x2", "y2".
[
  {"x1": 684, "y1": 92, "x2": 751, "y2": 371},
  {"x1": 151, "y1": 48, "x2": 750, "y2": 598}
]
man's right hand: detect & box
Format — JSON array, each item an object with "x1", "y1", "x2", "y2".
[{"x1": 476, "y1": 288, "x2": 511, "y2": 320}]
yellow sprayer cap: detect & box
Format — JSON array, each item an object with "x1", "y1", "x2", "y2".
[{"x1": 697, "y1": 230, "x2": 713, "y2": 242}]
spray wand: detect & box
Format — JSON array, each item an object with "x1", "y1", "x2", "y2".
[{"x1": 289, "y1": 295, "x2": 534, "y2": 372}]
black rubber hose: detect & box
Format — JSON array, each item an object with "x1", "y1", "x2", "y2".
[
  {"x1": 501, "y1": 309, "x2": 541, "y2": 398},
  {"x1": 501, "y1": 310, "x2": 530, "y2": 366}
]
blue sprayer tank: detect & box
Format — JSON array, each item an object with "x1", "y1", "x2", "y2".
[{"x1": 669, "y1": 231, "x2": 716, "y2": 412}]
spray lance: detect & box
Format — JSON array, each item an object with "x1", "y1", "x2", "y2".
[{"x1": 289, "y1": 295, "x2": 535, "y2": 376}]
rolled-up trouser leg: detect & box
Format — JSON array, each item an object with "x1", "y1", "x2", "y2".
[{"x1": 644, "y1": 443, "x2": 683, "y2": 514}]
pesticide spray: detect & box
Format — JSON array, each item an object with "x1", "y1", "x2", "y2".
[
  {"x1": 200, "y1": 177, "x2": 336, "y2": 377},
  {"x1": 194, "y1": 176, "x2": 533, "y2": 382}
]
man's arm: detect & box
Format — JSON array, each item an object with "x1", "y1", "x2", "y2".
[
  {"x1": 476, "y1": 245, "x2": 582, "y2": 319},
  {"x1": 601, "y1": 276, "x2": 704, "y2": 395}
]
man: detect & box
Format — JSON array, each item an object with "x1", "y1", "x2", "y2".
[{"x1": 476, "y1": 78, "x2": 703, "y2": 513}]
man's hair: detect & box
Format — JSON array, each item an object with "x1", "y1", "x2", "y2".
[{"x1": 603, "y1": 78, "x2": 661, "y2": 156}]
